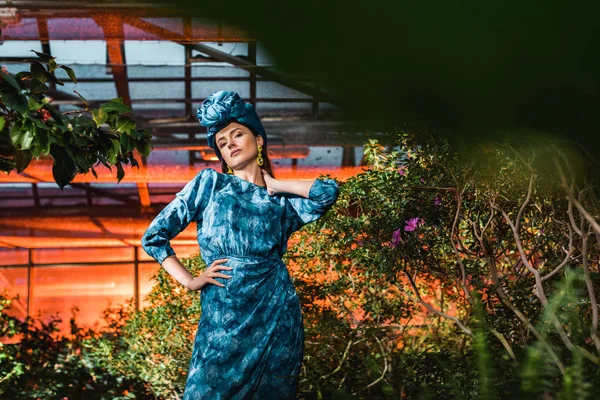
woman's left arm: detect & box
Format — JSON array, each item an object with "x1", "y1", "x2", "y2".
[
  {"x1": 262, "y1": 171, "x2": 313, "y2": 198},
  {"x1": 262, "y1": 169, "x2": 340, "y2": 234}
]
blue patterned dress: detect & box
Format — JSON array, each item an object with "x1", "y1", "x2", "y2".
[{"x1": 141, "y1": 168, "x2": 339, "y2": 399}]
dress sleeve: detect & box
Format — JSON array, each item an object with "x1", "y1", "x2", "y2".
[
  {"x1": 141, "y1": 168, "x2": 215, "y2": 265},
  {"x1": 283, "y1": 178, "x2": 340, "y2": 235}
]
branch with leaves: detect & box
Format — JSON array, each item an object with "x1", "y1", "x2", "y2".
[{"x1": 0, "y1": 50, "x2": 153, "y2": 188}]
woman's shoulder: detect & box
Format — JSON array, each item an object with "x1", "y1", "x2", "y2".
[{"x1": 192, "y1": 167, "x2": 229, "y2": 190}]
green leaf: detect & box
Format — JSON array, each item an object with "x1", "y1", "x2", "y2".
[
  {"x1": 14, "y1": 150, "x2": 33, "y2": 173},
  {"x1": 116, "y1": 116, "x2": 135, "y2": 134},
  {"x1": 100, "y1": 98, "x2": 132, "y2": 114},
  {"x1": 30, "y1": 79, "x2": 49, "y2": 94},
  {"x1": 0, "y1": 69, "x2": 22, "y2": 90},
  {"x1": 30, "y1": 129, "x2": 50, "y2": 157},
  {"x1": 31, "y1": 50, "x2": 55, "y2": 62},
  {"x1": 92, "y1": 108, "x2": 108, "y2": 127},
  {"x1": 44, "y1": 71, "x2": 64, "y2": 86},
  {"x1": 47, "y1": 58, "x2": 58, "y2": 73},
  {"x1": 91, "y1": 165, "x2": 98, "y2": 179},
  {"x1": 0, "y1": 116, "x2": 4, "y2": 131},
  {"x1": 73, "y1": 115, "x2": 95, "y2": 130},
  {"x1": 50, "y1": 144, "x2": 76, "y2": 190},
  {"x1": 1, "y1": 88, "x2": 28, "y2": 113},
  {"x1": 120, "y1": 131, "x2": 134, "y2": 151},
  {"x1": 116, "y1": 162, "x2": 125, "y2": 183},
  {"x1": 0, "y1": 155, "x2": 16, "y2": 173},
  {"x1": 27, "y1": 97, "x2": 44, "y2": 111},
  {"x1": 10, "y1": 120, "x2": 36, "y2": 150},
  {"x1": 59, "y1": 65, "x2": 77, "y2": 84},
  {"x1": 107, "y1": 138, "x2": 120, "y2": 164},
  {"x1": 30, "y1": 62, "x2": 47, "y2": 83},
  {"x1": 74, "y1": 153, "x2": 90, "y2": 173},
  {"x1": 0, "y1": 132, "x2": 16, "y2": 157},
  {"x1": 15, "y1": 71, "x2": 32, "y2": 81},
  {"x1": 46, "y1": 104, "x2": 65, "y2": 125},
  {"x1": 134, "y1": 139, "x2": 150, "y2": 157},
  {"x1": 129, "y1": 129, "x2": 144, "y2": 140}
]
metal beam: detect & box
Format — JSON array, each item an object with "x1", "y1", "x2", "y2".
[
  {"x1": 137, "y1": 182, "x2": 151, "y2": 208},
  {"x1": 124, "y1": 17, "x2": 340, "y2": 105},
  {"x1": 103, "y1": 18, "x2": 132, "y2": 107},
  {"x1": 101, "y1": 18, "x2": 151, "y2": 210}
]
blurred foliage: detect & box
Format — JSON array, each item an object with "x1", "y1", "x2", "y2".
[
  {"x1": 0, "y1": 291, "x2": 152, "y2": 399},
  {"x1": 0, "y1": 51, "x2": 152, "y2": 188},
  {"x1": 1, "y1": 130, "x2": 600, "y2": 398}
]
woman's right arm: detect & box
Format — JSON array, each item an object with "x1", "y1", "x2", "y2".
[
  {"x1": 142, "y1": 169, "x2": 227, "y2": 290},
  {"x1": 161, "y1": 256, "x2": 232, "y2": 290}
]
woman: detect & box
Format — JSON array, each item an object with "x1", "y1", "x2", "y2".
[{"x1": 141, "y1": 90, "x2": 340, "y2": 399}]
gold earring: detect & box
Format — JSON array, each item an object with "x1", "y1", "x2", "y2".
[
  {"x1": 227, "y1": 165, "x2": 233, "y2": 174},
  {"x1": 256, "y1": 145, "x2": 264, "y2": 166}
]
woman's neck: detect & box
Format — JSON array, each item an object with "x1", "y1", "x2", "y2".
[{"x1": 234, "y1": 165, "x2": 266, "y2": 187}]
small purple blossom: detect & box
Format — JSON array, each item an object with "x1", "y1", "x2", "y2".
[
  {"x1": 434, "y1": 195, "x2": 442, "y2": 206},
  {"x1": 404, "y1": 217, "x2": 421, "y2": 232},
  {"x1": 397, "y1": 165, "x2": 407, "y2": 176},
  {"x1": 391, "y1": 229, "x2": 403, "y2": 247}
]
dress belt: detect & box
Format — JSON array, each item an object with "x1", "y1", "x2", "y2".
[{"x1": 207, "y1": 254, "x2": 282, "y2": 265}]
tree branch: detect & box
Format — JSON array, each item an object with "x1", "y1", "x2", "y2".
[{"x1": 401, "y1": 270, "x2": 473, "y2": 336}]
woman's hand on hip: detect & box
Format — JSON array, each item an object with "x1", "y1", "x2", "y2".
[{"x1": 185, "y1": 258, "x2": 232, "y2": 291}]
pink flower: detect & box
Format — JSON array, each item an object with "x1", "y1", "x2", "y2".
[
  {"x1": 397, "y1": 165, "x2": 407, "y2": 176},
  {"x1": 39, "y1": 108, "x2": 52, "y2": 123},
  {"x1": 391, "y1": 229, "x2": 403, "y2": 247},
  {"x1": 404, "y1": 217, "x2": 421, "y2": 232},
  {"x1": 434, "y1": 195, "x2": 442, "y2": 206}
]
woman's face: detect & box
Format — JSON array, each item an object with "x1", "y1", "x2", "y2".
[{"x1": 215, "y1": 122, "x2": 263, "y2": 170}]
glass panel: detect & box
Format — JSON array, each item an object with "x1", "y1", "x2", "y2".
[
  {"x1": 0, "y1": 249, "x2": 29, "y2": 267},
  {"x1": 0, "y1": 41, "x2": 42, "y2": 56},
  {"x1": 32, "y1": 247, "x2": 134, "y2": 264},
  {"x1": 127, "y1": 65, "x2": 184, "y2": 78},
  {"x1": 191, "y1": 65, "x2": 249, "y2": 78},
  {"x1": 193, "y1": 80, "x2": 249, "y2": 99},
  {"x1": 146, "y1": 150, "x2": 190, "y2": 166},
  {"x1": 131, "y1": 103, "x2": 185, "y2": 119},
  {"x1": 191, "y1": 42, "x2": 248, "y2": 62},
  {"x1": 30, "y1": 264, "x2": 134, "y2": 334},
  {"x1": 129, "y1": 82, "x2": 184, "y2": 99},
  {"x1": 3, "y1": 63, "x2": 32, "y2": 75},
  {"x1": 124, "y1": 41, "x2": 184, "y2": 65},
  {"x1": 0, "y1": 267, "x2": 28, "y2": 320},
  {"x1": 137, "y1": 244, "x2": 200, "y2": 262},
  {"x1": 257, "y1": 81, "x2": 312, "y2": 99},
  {"x1": 53, "y1": 64, "x2": 112, "y2": 80},
  {"x1": 48, "y1": 19, "x2": 104, "y2": 42},
  {"x1": 49, "y1": 40, "x2": 106, "y2": 65},
  {"x1": 0, "y1": 198, "x2": 35, "y2": 208},
  {"x1": 140, "y1": 19, "x2": 184, "y2": 36},
  {"x1": 139, "y1": 263, "x2": 161, "y2": 308},
  {"x1": 59, "y1": 82, "x2": 117, "y2": 101},
  {"x1": 297, "y1": 147, "x2": 343, "y2": 167},
  {"x1": 255, "y1": 102, "x2": 312, "y2": 116}
]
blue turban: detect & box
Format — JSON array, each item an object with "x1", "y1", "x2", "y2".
[{"x1": 196, "y1": 90, "x2": 267, "y2": 161}]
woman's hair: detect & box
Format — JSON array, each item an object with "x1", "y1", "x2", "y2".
[{"x1": 220, "y1": 130, "x2": 275, "y2": 178}]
